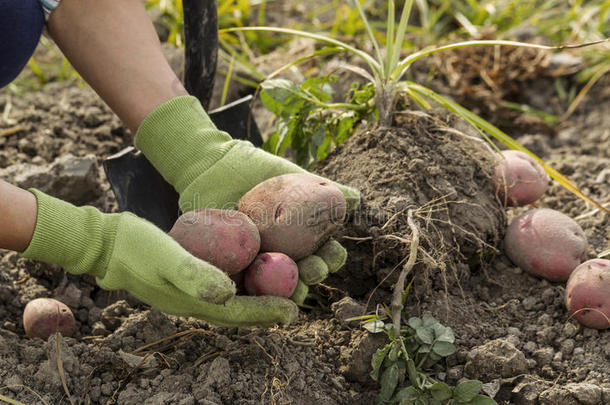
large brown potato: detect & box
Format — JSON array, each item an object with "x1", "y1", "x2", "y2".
[
  {"x1": 169, "y1": 209, "x2": 261, "y2": 275},
  {"x1": 237, "y1": 173, "x2": 347, "y2": 260}
]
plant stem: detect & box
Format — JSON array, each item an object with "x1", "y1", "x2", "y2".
[{"x1": 391, "y1": 209, "x2": 419, "y2": 339}]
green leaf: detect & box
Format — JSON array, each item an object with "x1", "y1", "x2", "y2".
[
  {"x1": 432, "y1": 341, "x2": 456, "y2": 357},
  {"x1": 416, "y1": 327, "x2": 434, "y2": 345},
  {"x1": 469, "y1": 394, "x2": 498, "y2": 405},
  {"x1": 394, "y1": 386, "x2": 420, "y2": 403},
  {"x1": 335, "y1": 114, "x2": 355, "y2": 145},
  {"x1": 377, "y1": 363, "x2": 400, "y2": 403},
  {"x1": 454, "y1": 380, "x2": 483, "y2": 403},
  {"x1": 302, "y1": 76, "x2": 334, "y2": 103},
  {"x1": 429, "y1": 382, "x2": 452, "y2": 401},
  {"x1": 260, "y1": 79, "x2": 308, "y2": 117},
  {"x1": 432, "y1": 324, "x2": 455, "y2": 343},
  {"x1": 408, "y1": 317, "x2": 423, "y2": 329},
  {"x1": 422, "y1": 314, "x2": 438, "y2": 327},
  {"x1": 370, "y1": 343, "x2": 392, "y2": 381},
  {"x1": 428, "y1": 351, "x2": 442, "y2": 362}
]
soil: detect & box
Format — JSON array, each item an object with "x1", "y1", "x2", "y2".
[{"x1": 1, "y1": 44, "x2": 609, "y2": 405}]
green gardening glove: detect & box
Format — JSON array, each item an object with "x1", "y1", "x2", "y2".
[
  {"x1": 135, "y1": 96, "x2": 360, "y2": 305},
  {"x1": 20, "y1": 190, "x2": 297, "y2": 327}
]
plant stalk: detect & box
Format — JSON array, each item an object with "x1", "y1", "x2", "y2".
[{"x1": 391, "y1": 209, "x2": 419, "y2": 339}]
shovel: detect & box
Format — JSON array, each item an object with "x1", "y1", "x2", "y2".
[{"x1": 103, "y1": 0, "x2": 262, "y2": 232}]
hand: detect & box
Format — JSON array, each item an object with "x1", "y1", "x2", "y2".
[
  {"x1": 135, "y1": 96, "x2": 360, "y2": 307},
  {"x1": 20, "y1": 190, "x2": 297, "y2": 327}
]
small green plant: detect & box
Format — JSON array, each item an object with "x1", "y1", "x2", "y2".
[
  {"x1": 365, "y1": 314, "x2": 495, "y2": 405},
  {"x1": 222, "y1": 0, "x2": 609, "y2": 213},
  {"x1": 259, "y1": 76, "x2": 376, "y2": 165}
]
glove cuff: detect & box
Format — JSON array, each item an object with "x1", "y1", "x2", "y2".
[
  {"x1": 134, "y1": 96, "x2": 237, "y2": 193},
  {"x1": 20, "y1": 190, "x2": 119, "y2": 278}
]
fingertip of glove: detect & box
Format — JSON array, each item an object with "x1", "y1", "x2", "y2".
[
  {"x1": 290, "y1": 280, "x2": 309, "y2": 306},
  {"x1": 316, "y1": 239, "x2": 347, "y2": 273},
  {"x1": 334, "y1": 183, "x2": 361, "y2": 212},
  {"x1": 297, "y1": 255, "x2": 329, "y2": 285}
]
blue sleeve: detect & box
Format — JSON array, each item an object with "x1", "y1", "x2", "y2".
[{"x1": 0, "y1": 0, "x2": 45, "y2": 88}]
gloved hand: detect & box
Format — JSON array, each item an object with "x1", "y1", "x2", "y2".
[
  {"x1": 135, "y1": 96, "x2": 360, "y2": 306},
  {"x1": 20, "y1": 190, "x2": 297, "y2": 327}
]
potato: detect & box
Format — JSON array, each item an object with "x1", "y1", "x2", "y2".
[
  {"x1": 565, "y1": 259, "x2": 610, "y2": 329},
  {"x1": 23, "y1": 298, "x2": 75, "y2": 340},
  {"x1": 244, "y1": 253, "x2": 299, "y2": 297},
  {"x1": 493, "y1": 150, "x2": 549, "y2": 206},
  {"x1": 169, "y1": 208, "x2": 260, "y2": 275},
  {"x1": 503, "y1": 208, "x2": 587, "y2": 282},
  {"x1": 237, "y1": 173, "x2": 346, "y2": 260}
]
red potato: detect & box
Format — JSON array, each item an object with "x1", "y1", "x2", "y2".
[
  {"x1": 565, "y1": 259, "x2": 610, "y2": 329},
  {"x1": 169, "y1": 208, "x2": 260, "y2": 275},
  {"x1": 244, "y1": 253, "x2": 299, "y2": 297},
  {"x1": 237, "y1": 173, "x2": 347, "y2": 260},
  {"x1": 503, "y1": 208, "x2": 587, "y2": 282},
  {"x1": 493, "y1": 150, "x2": 549, "y2": 206},
  {"x1": 23, "y1": 298, "x2": 75, "y2": 340}
]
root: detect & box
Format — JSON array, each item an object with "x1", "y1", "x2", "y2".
[{"x1": 391, "y1": 210, "x2": 420, "y2": 337}]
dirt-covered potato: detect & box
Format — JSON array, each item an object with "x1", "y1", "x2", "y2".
[
  {"x1": 565, "y1": 259, "x2": 610, "y2": 329},
  {"x1": 503, "y1": 208, "x2": 587, "y2": 282},
  {"x1": 23, "y1": 298, "x2": 75, "y2": 340},
  {"x1": 244, "y1": 253, "x2": 299, "y2": 297},
  {"x1": 493, "y1": 150, "x2": 549, "y2": 206},
  {"x1": 169, "y1": 209, "x2": 260, "y2": 275},
  {"x1": 237, "y1": 173, "x2": 347, "y2": 260}
]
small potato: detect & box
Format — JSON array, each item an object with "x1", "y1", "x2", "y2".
[
  {"x1": 237, "y1": 173, "x2": 346, "y2": 260},
  {"x1": 493, "y1": 150, "x2": 549, "y2": 206},
  {"x1": 169, "y1": 209, "x2": 261, "y2": 275},
  {"x1": 503, "y1": 208, "x2": 587, "y2": 282},
  {"x1": 244, "y1": 253, "x2": 299, "y2": 297},
  {"x1": 23, "y1": 298, "x2": 75, "y2": 340},
  {"x1": 565, "y1": 259, "x2": 610, "y2": 329}
]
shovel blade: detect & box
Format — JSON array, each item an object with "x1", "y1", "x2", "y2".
[{"x1": 103, "y1": 95, "x2": 263, "y2": 231}]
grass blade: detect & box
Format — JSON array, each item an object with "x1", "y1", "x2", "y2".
[
  {"x1": 407, "y1": 83, "x2": 610, "y2": 214},
  {"x1": 265, "y1": 47, "x2": 344, "y2": 80},
  {"x1": 562, "y1": 63, "x2": 610, "y2": 120},
  {"x1": 351, "y1": 0, "x2": 384, "y2": 72},
  {"x1": 221, "y1": 26, "x2": 382, "y2": 80},
  {"x1": 385, "y1": 0, "x2": 396, "y2": 78},
  {"x1": 391, "y1": 0, "x2": 414, "y2": 73},
  {"x1": 220, "y1": 55, "x2": 235, "y2": 107}
]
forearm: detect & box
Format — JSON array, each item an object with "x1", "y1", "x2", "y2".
[
  {"x1": 46, "y1": 0, "x2": 188, "y2": 133},
  {"x1": 0, "y1": 180, "x2": 37, "y2": 251}
]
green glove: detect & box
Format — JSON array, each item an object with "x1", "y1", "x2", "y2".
[
  {"x1": 135, "y1": 96, "x2": 359, "y2": 303},
  {"x1": 20, "y1": 190, "x2": 297, "y2": 327}
]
